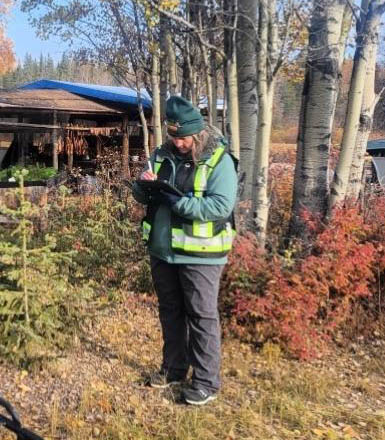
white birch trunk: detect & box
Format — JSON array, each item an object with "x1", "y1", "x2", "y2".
[
  {"x1": 329, "y1": 0, "x2": 385, "y2": 210},
  {"x1": 251, "y1": 0, "x2": 277, "y2": 245},
  {"x1": 348, "y1": 41, "x2": 378, "y2": 199},
  {"x1": 159, "y1": 15, "x2": 168, "y2": 121},
  {"x1": 224, "y1": 0, "x2": 240, "y2": 160},
  {"x1": 135, "y1": 75, "x2": 150, "y2": 159},
  {"x1": 210, "y1": 34, "x2": 218, "y2": 128},
  {"x1": 202, "y1": 44, "x2": 214, "y2": 126},
  {"x1": 151, "y1": 51, "x2": 163, "y2": 148},
  {"x1": 198, "y1": 8, "x2": 214, "y2": 127},
  {"x1": 290, "y1": 0, "x2": 348, "y2": 236},
  {"x1": 237, "y1": 0, "x2": 258, "y2": 200},
  {"x1": 166, "y1": 32, "x2": 178, "y2": 94},
  {"x1": 227, "y1": 53, "x2": 240, "y2": 159}
]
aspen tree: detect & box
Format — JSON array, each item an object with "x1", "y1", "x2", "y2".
[
  {"x1": 329, "y1": 0, "x2": 385, "y2": 210},
  {"x1": 237, "y1": 0, "x2": 258, "y2": 200},
  {"x1": 290, "y1": 0, "x2": 350, "y2": 236},
  {"x1": 151, "y1": 48, "x2": 163, "y2": 148},
  {"x1": 348, "y1": 43, "x2": 382, "y2": 199},
  {"x1": 250, "y1": 0, "x2": 278, "y2": 245},
  {"x1": 224, "y1": 0, "x2": 240, "y2": 159}
]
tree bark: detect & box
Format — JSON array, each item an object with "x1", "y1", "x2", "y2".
[
  {"x1": 151, "y1": 50, "x2": 163, "y2": 148},
  {"x1": 290, "y1": 0, "x2": 348, "y2": 236},
  {"x1": 329, "y1": 0, "x2": 385, "y2": 210},
  {"x1": 251, "y1": 0, "x2": 277, "y2": 245},
  {"x1": 347, "y1": 42, "x2": 378, "y2": 199},
  {"x1": 210, "y1": 46, "x2": 218, "y2": 128},
  {"x1": 135, "y1": 75, "x2": 150, "y2": 159},
  {"x1": 159, "y1": 14, "x2": 168, "y2": 122},
  {"x1": 237, "y1": 0, "x2": 258, "y2": 200},
  {"x1": 224, "y1": 0, "x2": 240, "y2": 159},
  {"x1": 166, "y1": 31, "x2": 178, "y2": 94}
]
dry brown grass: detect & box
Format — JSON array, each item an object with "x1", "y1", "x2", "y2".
[
  {"x1": 1, "y1": 293, "x2": 385, "y2": 440},
  {"x1": 270, "y1": 126, "x2": 385, "y2": 149}
]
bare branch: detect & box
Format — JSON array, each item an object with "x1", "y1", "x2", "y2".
[{"x1": 146, "y1": 0, "x2": 226, "y2": 59}]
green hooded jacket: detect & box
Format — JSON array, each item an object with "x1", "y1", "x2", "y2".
[{"x1": 133, "y1": 132, "x2": 238, "y2": 265}]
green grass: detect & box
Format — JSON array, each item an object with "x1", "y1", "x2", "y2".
[{"x1": 0, "y1": 165, "x2": 57, "y2": 182}]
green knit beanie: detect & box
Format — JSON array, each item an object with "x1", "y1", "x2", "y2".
[{"x1": 165, "y1": 96, "x2": 205, "y2": 137}]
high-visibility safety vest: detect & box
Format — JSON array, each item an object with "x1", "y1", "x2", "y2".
[{"x1": 142, "y1": 145, "x2": 236, "y2": 258}]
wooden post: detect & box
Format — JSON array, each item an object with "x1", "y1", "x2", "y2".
[
  {"x1": 122, "y1": 115, "x2": 130, "y2": 179},
  {"x1": 17, "y1": 115, "x2": 26, "y2": 166},
  {"x1": 52, "y1": 110, "x2": 59, "y2": 170}
]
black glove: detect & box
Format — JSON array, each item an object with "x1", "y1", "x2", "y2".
[{"x1": 155, "y1": 190, "x2": 182, "y2": 207}]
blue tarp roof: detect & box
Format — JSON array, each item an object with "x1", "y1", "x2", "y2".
[
  {"x1": 367, "y1": 139, "x2": 385, "y2": 151},
  {"x1": 20, "y1": 79, "x2": 152, "y2": 109}
]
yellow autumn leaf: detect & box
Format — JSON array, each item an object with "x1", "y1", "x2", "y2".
[{"x1": 342, "y1": 425, "x2": 360, "y2": 438}]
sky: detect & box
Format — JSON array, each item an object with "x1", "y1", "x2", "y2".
[{"x1": 7, "y1": 3, "x2": 72, "y2": 63}]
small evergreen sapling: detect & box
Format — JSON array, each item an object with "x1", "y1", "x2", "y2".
[{"x1": 0, "y1": 169, "x2": 87, "y2": 365}]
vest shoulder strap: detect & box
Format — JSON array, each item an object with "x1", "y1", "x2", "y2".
[
  {"x1": 194, "y1": 145, "x2": 226, "y2": 197},
  {"x1": 153, "y1": 147, "x2": 164, "y2": 174}
]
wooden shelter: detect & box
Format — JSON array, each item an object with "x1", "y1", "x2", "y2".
[{"x1": 0, "y1": 80, "x2": 153, "y2": 176}]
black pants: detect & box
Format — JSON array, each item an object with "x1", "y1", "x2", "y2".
[{"x1": 150, "y1": 256, "x2": 224, "y2": 392}]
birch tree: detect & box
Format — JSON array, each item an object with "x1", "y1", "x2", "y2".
[
  {"x1": 251, "y1": 0, "x2": 279, "y2": 244},
  {"x1": 329, "y1": 0, "x2": 385, "y2": 210},
  {"x1": 348, "y1": 42, "x2": 383, "y2": 199},
  {"x1": 150, "y1": 0, "x2": 241, "y2": 157},
  {"x1": 251, "y1": 0, "x2": 307, "y2": 244},
  {"x1": 237, "y1": 0, "x2": 258, "y2": 200},
  {"x1": 290, "y1": 0, "x2": 351, "y2": 236},
  {"x1": 224, "y1": 0, "x2": 240, "y2": 159}
]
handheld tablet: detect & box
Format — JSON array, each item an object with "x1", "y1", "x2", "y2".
[{"x1": 136, "y1": 179, "x2": 185, "y2": 196}]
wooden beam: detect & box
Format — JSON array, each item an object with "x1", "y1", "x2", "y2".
[
  {"x1": 52, "y1": 110, "x2": 59, "y2": 170},
  {"x1": 0, "y1": 121, "x2": 62, "y2": 132},
  {"x1": 0, "y1": 106, "x2": 123, "y2": 115}
]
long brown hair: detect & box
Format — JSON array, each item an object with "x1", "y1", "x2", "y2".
[{"x1": 191, "y1": 130, "x2": 209, "y2": 162}]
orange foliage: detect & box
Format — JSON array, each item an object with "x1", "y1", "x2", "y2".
[
  {"x1": 271, "y1": 127, "x2": 298, "y2": 144},
  {"x1": 0, "y1": 26, "x2": 15, "y2": 74},
  {"x1": 0, "y1": 0, "x2": 15, "y2": 74}
]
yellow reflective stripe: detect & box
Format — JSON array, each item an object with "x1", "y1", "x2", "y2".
[
  {"x1": 171, "y1": 226, "x2": 234, "y2": 252},
  {"x1": 191, "y1": 146, "x2": 225, "y2": 237},
  {"x1": 142, "y1": 220, "x2": 151, "y2": 241},
  {"x1": 153, "y1": 149, "x2": 164, "y2": 175},
  {"x1": 192, "y1": 220, "x2": 214, "y2": 237},
  {"x1": 194, "y1": 164, "x2": 209, "y2": 197},
  {"x1": 206, "y1": 146, "x2": 225, "y2": 169},
  {"x1": 193, "y1": 146, "x2": 225, "y2": 197}
]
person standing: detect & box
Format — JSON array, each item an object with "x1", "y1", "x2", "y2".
[{"x1": 132, "y1": 96, "x2": 237, "y2": 405}]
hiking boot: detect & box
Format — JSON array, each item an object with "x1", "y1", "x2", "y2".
[
  {"x1": 149, "y1": 371, "x2": 183, "y2": 389},
  {"x1": 182, "y1": 386, "x2": 217, "y2": 405}
]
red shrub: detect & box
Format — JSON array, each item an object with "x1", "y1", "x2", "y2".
[{"x1": 221, "y1": 196, "x2": 385, "y2": 360}]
